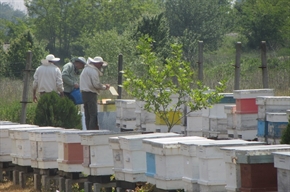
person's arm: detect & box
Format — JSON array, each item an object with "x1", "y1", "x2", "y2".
[
  {"x1": 91, "y1": 71, "x2": 107, "y2": 90},
  {"x1": 56, "y1": 68, "x2": 64, "y2": 95}
]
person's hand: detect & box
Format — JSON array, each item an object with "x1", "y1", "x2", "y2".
[
  {"x1": 74, "y1": 83, "x2": 79, "y2": 89},
  {"x1": 33, "y1": 95, "x2": 38, "y2": 103},
  {"x1": 105, "y1": 84, "x2": 110, "y2": 90}
]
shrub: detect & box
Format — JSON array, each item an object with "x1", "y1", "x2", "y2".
[
  {"x1": 34, "y1": 92, "x2": 81, "y2": 129},
  {"x1": 281, "y1": 118, "x2": 290, "y2": 144}
]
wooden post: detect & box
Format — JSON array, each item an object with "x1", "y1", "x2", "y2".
[
  {"x1": 117, "y1": 54, "x2": 123, "y2": 99},
  {"x1": 234, "y1": 42, "x2": 242, "y2": 90},
  {"x1": 20, "y1": 51, "x2": 33, "y2": 124},
  {"x1": 260, "y1": 41, "x2": 269, "y2": 88},
  {"x1": 198, "y1": 41, "x2": 204, "y2": 81}
]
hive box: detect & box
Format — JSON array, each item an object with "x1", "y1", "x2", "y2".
[
  {"x1": 273, "y1": 151, "x2": 290, "y2": 192},
  {"x1": 135, "y1": 100, "x2": 155, "y2": 131},
  {"x1": 0, "y1": 124, "x2": 38, "y2": 162},
  {"x1": 196, "y1": 140, "x2": 264, "y2": 192},
  {"x1": 267, "y1": 112, "x2": 288, "y2": 139},
  {"x1": 80, "y1": 131, "x2": 137, "y2": 176},
  {"x1": 256, "y1": 96, "x2": 290, "y2": 119},
  {"x1": 29, "y1": 128, "x2": 64, "y2": 169},
  {"x1": 179, "y1": 139, "x2": 216, "y2": 192},
  {"x1": 9, "y1": 126, "x2": 55, "y2": 166},
  {"x1": 143, "y1": 136, "x2": 207, "y2": 190},
  {"x1": 225, "y1": 105, "x2": 237, "y2": 139},
  {"x1": 234, "y1": 89, "x2": 274, "y2": 114},
  {"x1": 109, "y1": 136, "x2": 125, "y2": 180},
  {"x1": 57, "y1": 130, "x2": 106, "y2": 172},
  {"x1": 118, "y1": 133, "x2": 180, "y2": 183},
  {"x1": 221, "y1": 144, "x2": 290, "y2": 192}
]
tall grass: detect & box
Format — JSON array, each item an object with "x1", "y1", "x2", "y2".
[{"x1": 0, "y1": 77, "x2": 36, "y2": 123}]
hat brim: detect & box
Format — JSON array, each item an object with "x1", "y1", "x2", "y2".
[
  {"x1": 49, "y1": 58, "x2": 60, "y2": 62},
  {"x1": 88, "y1": 57, "x2": 108, "y2": 66}
]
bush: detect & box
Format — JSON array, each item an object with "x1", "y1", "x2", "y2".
[
  {"x1": 281, "y1": 118, "x2": 290, "y2": 144},
  {"x1": 34, "y1": 92, "x2": 81, "y2": 129}
]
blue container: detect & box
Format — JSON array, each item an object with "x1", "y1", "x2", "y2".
[
  {"x1": 70, "y1": 88, "x2": 83, "y2": 105},
  {"x1": 268, "y1": 122, "x2": 288, "y2": 138},
  {"x1": 146, "y1": 152, "x2": 156, "y2": 177},
  {"x1": 257, "y1": 120, "x2": 268, "y2": 137},
  {"x1": 219, "y1": 95, "x2": 236, "y2": 104}
]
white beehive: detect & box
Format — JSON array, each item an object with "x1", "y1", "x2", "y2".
[
  {"x1": 120, "y1": 99, "x2": 136, "y2": 120},
  {"x1": 108, "y1": 136, "x2": 125, "y2": 180},
  {"x1": 179, "y1": 139, "x2": 215, "y2": 192},
  {"x1": 233, "y1": 89, "x2": 274, "y2": 99},
  {"x1": 196, "y1": 140, "x2": 264, "y2": 192},
  {"x1": 9, "y1": 126, "x2": 53, "y2": 166},
  {"x1": 155, "y1": 124, "x2": 185, "y2": 134},
  {"x1": 143, "y1": 136, "x2": 206, "y2": 190},
  {"x1": 0, "y1": 121, "x2": 18, "y2": 125},
  {"x1": 186, "y1": 115, "x2": 203, "y2": 133},
  {"x1": 235, "y1": 113, "x2": 257, "y2": 129},
  {"x1": 221, "y1": 145, "x2": 290, "y2": 192},
  {"x1": 57, "y1": 129, "x2": 100, "y2": 172},
  {"x1": 0, "y1": 124, "x2": 38, "y2": 162},
  {"x1": 118, "y1": 133, "x2": 180, "y2": 183},
  {"x1": 29, "y1": 128, "x2": 64, "y2": 169},
  {"x1": 236, "y1": 129, "x2": 257, "y2": 140},
  {"x1": 135, "y1": 100, "x2": 155, "y2": 131},
  {"x1": 256, "y1": 96, "x2": 290, "y2": 119},
  {"x1": 273, "y1": 151, "x2": 290, "y2": 192},
  {"x1": 80, "y1": 131, "x2": 135, "y2": 176}
]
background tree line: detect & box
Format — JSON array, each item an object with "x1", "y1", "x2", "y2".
[{"x1": 0, "y1": 0, "x2": 289, "y2": 91}]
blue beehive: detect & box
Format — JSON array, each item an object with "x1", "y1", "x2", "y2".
[
  {"x1": 268, "y1": 122, "x2": 288, "y2": 138},
  {"x1": 219, "y1": 93, "x2": 236, "y2": 104},
  {"x1": 257, "y1": 120, "x2": 268, "y2": 137},
  {"x1": 146, "y1": 152, "x2": 156, "y2": 177}
]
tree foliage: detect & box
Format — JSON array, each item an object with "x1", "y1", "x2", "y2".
[
  {"x1": 123, "y1": 36, "x2": 225, "y2": 131},
  {"x1": 165, "y1": 0, "x2": 232, "y2": 51},
  {"x1": 235, "y1": 0, "x2": 290, "y2": 49},
  {"x1": 5, "y1": 31, "x2": 46, "y2": 78}
]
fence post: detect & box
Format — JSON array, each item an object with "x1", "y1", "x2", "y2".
[
  {"x1": 198, "y1": 41, "x2": 204, "y2": 81},
  {"x1": 117, "y1": 54, "x2": 123, "y2": 99},
  {"x1": 260, "y1": 41, "x2": 269, "y2": 88},
  {"x1": 20, "y1": 51, "x2": 33, "y2": 124},
  {"x1": 234, "y1": 42, "x2": 241, "y2": 90}
]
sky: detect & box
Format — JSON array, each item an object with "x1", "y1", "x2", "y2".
[{"x1": 0, "y1": 0, "x2": 27, "y2": 13}]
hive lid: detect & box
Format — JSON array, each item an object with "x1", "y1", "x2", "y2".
[
  {"x1": 272, "y1": 151, "x2": 290, "y2": 156},
  {"x1": 78, "y1": 130, "x2": 112, "y2": 136},
  {"x1": 119, "y1": 132, "x2": 179, "y2": 140},
  {"x1": 0, "y1": 124, "x2": 38, "y2": 130},
  {"x1": 233, "y1": 89, "x2": 274, "y2": 99},
  {"x1": 143, "y1": 136, "x2": 206, "y2": 148},
  {"x1": 266, "y1": 112, "x2": 288, "y2": 122},
  {"x1": 0, "y1": 121, "x2": 18, "y2": 125},
  {"x1": 196, "y1": 139, "x2": 263, "y2": 148}
]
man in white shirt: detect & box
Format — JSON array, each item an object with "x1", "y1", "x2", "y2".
[
  {"x1": 32, "y1": 54, "x2": 64, "y2": 102},
  {"x1": 80, "y1": 56, "x2": 110, "y2": 130}
]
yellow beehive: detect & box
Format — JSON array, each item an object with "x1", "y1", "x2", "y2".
[{"x1": 155, "y1": 111, "x2": 182, "y2": 125}]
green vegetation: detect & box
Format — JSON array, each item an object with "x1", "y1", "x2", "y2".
[
  {"x1": 34, "y1": 92, "x2": 81, "y2": 129},
  {"x1": 281, "y1": 118, "x2": 290, "y2": 144}
]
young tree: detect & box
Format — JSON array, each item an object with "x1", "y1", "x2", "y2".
[{"x1": 123, "y1": 36, "x2": 225, "y2": 132}]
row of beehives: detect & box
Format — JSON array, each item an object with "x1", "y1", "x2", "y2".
[
  {"x1": 1, "y1": 121, "x2": 290, "y2": 192},
  {"x1": 114, "y1": 89, "x2": 290, "y2": 143}
]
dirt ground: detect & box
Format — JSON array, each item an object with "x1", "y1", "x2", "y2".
[{"x1": 0, "y1": 179, "x2": 37, "y2": 192}]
